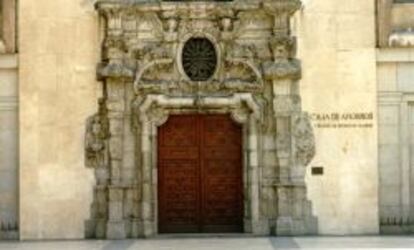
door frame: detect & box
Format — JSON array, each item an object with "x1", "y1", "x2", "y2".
[{"x1": 133, "y1": 93, "x2": 262, "y2": 237}]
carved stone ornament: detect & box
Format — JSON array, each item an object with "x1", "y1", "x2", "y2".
[
  {"x1": 86, "y1": 0, "x2": 317, "y2": 239},
  {"x1": 263, "y1": 36, "x2": 301, "y2": 80},
  {"x1": 262, "y1": 59, "x2": 301, "y2": 80},
  {"x1": 98, "y1": 62, "x2": 135, "y2": 79},
  {"x1": 293, "y1": 113, "x2": 316, "y2": 166},
  {"x1": 85, "y1": 98, "x2": 111, "y2": 185},
  {"x1": 389, "y1": 28, "x2": 414, "y2": 47},
  {"x1": 273, "y1": 95, "x2": 301, "y2": 113},
  {"x1": 182, "y1": 38, "x2": 218, "y2": 81},
  {"x1": 269, "y1": 36, "x2": 296, "y2": 59}
]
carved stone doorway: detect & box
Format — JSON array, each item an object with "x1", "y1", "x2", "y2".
[
  {"x1": 86, "y1": 0, "x2": 319, "y2": 239},
  {"x1": 158, "y1": 114, "x2": 243, "y2": 233}
]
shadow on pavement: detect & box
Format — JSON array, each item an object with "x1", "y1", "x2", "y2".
[
  {"x1": 269, "y1": 237, "x2": 301, "y2": 249},
  {"x1": 102, "y1": 240, "x2": 135, "y2": 250}
]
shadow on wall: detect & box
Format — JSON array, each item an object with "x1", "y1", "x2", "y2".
[{"x1": 0, "y1": 221, "x2": 18, "y2": 240}]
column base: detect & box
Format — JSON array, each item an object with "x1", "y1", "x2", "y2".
[{"x1": 107, "y1": 220, "x2": 127, "y2": 239}]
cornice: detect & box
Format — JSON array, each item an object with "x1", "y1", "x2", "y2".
[{"x1": 95, "y1": 0, "x2": 301, "y2": 16}]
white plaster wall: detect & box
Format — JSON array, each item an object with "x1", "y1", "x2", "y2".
[
  {"x1": 295, "y1": 0, "x2": 379, "y2": 234},
  {"x1": 19, "y1": 0, "x2": 100, "y2": 239}
]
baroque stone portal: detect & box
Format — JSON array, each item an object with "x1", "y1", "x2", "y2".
[{"x1": 85, "y1": 0, "x2": 317, "y2": 239}]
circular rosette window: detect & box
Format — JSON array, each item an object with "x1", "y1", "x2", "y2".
[{"x1": 182, "y1": 38, "x2": 218, "y2": 81}]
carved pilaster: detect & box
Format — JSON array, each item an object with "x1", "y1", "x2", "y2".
[{"x1": 260, "y1": 0, "x2": 317, "y2": 235}]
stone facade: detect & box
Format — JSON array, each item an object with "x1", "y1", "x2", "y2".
[
  {"x1": 12, "y1": 0, "x2": 385, "y2": 239},
  {"x1": 377, "y1": 49, "x2": 414, "y2": 234},
  {"x1": 376, "y1": 0, "x2": 414, "y2": 235},
  {"x1": 84, "y1": 0, "x2": 317, "y2": 239}
]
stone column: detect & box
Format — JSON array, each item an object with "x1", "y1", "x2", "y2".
[
  {"x1": 140, "y1": 118, "x2": 154, "y2": 237},
  {"x1": 248, "y1": 116, "x2": 262, "y2": 234}
]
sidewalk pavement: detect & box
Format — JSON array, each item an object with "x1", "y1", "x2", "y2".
[{"x1": 0, "y1": 236, "x2": 413, "y2": 250}]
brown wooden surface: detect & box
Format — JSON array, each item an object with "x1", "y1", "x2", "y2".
[{"x1": 158, "y1": 115, "x2": 243, "y2": 233}]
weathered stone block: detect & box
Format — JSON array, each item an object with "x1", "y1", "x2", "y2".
[
  {"x1": 107, "y1": 221, "x2": 127, "y2": 239},
  {"x1": 108, "y1": 201, "x2": 123, "y2": 221},
  {"x1": 109, "y1": 137, "x2": 124, "y2": 160},
  {"x1": 109, "y1": 118, "x2": 124, "y2": 136},
  {"x1": 109, "y1": 188, "x2": 123, "y2": 202}
]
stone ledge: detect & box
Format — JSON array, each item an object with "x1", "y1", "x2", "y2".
[{"x1": 377, "y1": 48, "x2": 414, "y2": 62}]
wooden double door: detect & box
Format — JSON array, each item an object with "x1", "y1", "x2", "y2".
[{"x1": 158, "y1": 115, "x2": 244, "y2": 233}]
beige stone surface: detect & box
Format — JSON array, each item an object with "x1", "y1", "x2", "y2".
[
  {"x1": 19, "y1": 0, "x2": 100, "y2": 239},
  {"x1": 295, "y1": 0, "x2": 379, "y2": 234},
  {"x1": 17, "y1": 0, "x2": 382, "y2": 239}
]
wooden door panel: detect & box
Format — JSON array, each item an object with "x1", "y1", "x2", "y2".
[
  {"x1": 201, "y1": 115, "x2": 243, "y2": 232},
  {"x1": 158, "y1": 115, "x2": 243, "y2": 233},
  {"x1": 202, "y1": 148, "x2": 241, "y2": 160},
  {"x1": 158, "y1": 160, "x2": 199, "y2": 233},
  {"x1": 159, "y1": 115, "x2": 198, "y2": 147},
  {"x1": 159, "y1": 148, "x2": 199, "y2": 160},
  {"x1": 158, "y1": 115, "x2": 200, "y2": 233}
]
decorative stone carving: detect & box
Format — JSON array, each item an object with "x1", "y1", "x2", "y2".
[
  {"x1": 137, "y1": 43, "x2": 172, "y2": 62},
  {"x1": 87, "y1": 0, "x2": 317, "y2": 238},
  {"x1": 224, "y1": 41, "x2": 263, "y2": 87},
  {"x1": 263, "y1": 36, "x2": 301, "y2": 80},
  {"x1": 389, "y1": 28, "x2": 414, "y2": 47},
  {"x1": 98, "y1": 35, "x2": 135, "y2": 79},
  {"x1": 98, "y1": 62, "x2": 135, "y2": 79},
  {"x1": 273, "y1": 95, "x2": 301, "y2": 113},
  {"x1": 85, "y1": 98, "x2": 111, "y2": 185},
  {"x1": 226, "y1": 42, "x2": 257, "y2": 60},
  {"x1": 104, "y1": 35, "x2": 127, "y2": 58},
  {"x1": 182, "y1": 38, "x2": 218, "y2": 81},
  {"x1": 293, "y1": 113, "x2": 316, "y2": 166}
]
